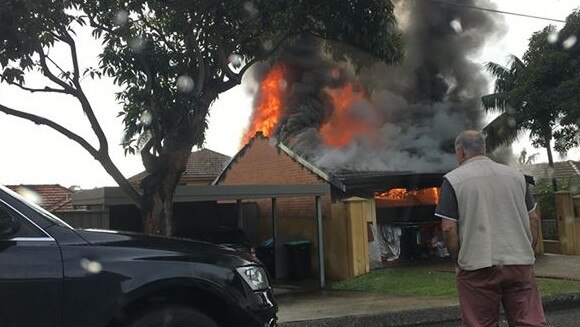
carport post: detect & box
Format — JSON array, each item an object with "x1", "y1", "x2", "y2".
[
  {"x1": 271, "y1": 198, "x2": 278, "y2": 279},
  {"x1": 315, "y1": 196, "x2": 325, "y2": 288}
]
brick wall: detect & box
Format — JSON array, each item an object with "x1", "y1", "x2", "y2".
[
  {"x1": 221, "y1": 137, "x2": 325, "y2": 186},
  {"x1": 219, "y1": 136, "x2": 350, "y2": 279}
]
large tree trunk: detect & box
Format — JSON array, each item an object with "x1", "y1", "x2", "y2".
[
  {"x1": 546, "y1": 143, "x2": 558, "y2": 192},
  {"x1": 141, "y1": 146, "x2": 192, "y2": 236}
]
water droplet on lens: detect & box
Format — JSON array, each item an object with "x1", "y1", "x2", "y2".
[
  {"x1": 15, "y1": 187, "x2": 43, "y2": 206},
  {"x1": 547, "y1": 167, "x2": 555, "y2": 178},
  {"x1": 140, "y1": 111, "x2": 152, "y2": 126},
  {"x1": 243, "y1": 2, "x2": 259, "y2": 18},
  {"x1": 278, "y1": 79, "x2": 287, "y2": 90},
  {"x1": 113, "y1": 10, "x2": 129, "y2": 26},
  {"x1": 508, "y1": 118, "x2": 516, "y2": 127},
  {"x1": 547, "y1": 31, "x2": 559, "y2": 44},
  {"x1": 262, "y1": 40, "x2": 274, "y2": 52},
  {"x1": 563, "y1": 36, "x2": 577, "y2": 49},
  {"x1": 450, "y1": 19, "x2": 462, "y2": 33},
  {"x1": 177, "y1": 75, "x2": 195, "y2": 93},
  {"x1": 331, "y1": 69, "x2": 340, "y2": 81},
  {"x1": 129, "y1": 36, "x2": 145, "y2": 53},
  {"x1": 80, "y1": 258, "x2": 102, "y2": 274},
  {"x1": 228, "y1": 54, "x2": 242, "y2": 69}
]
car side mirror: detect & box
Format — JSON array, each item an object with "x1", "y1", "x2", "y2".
[{"x1": 0, "y1": 206, "x2": 20, "y2": 237}]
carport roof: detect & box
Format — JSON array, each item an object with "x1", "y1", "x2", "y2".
[{"x1": 72, "y1": 184, "x2": 331, "y2": 206}]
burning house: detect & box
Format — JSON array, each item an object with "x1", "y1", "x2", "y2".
[
  {"x1": 216, "y1": 0, "x2": 510, "y2": 280},
  {"x1": 215, "y1": 133, "x2": 445, "y2": 280}
]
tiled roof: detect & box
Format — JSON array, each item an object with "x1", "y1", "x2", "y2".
[
  {"x1": 5, "y1": 184, "x2": 74, "y2": 212},
  {"x1": 212, "y1": 132, "x2": 343, "y2": 188},
  {"x1": 130, "y1": 148, "x2": 231, "y2": 185},
  {"x1": 213, "y1": 133, "x2": 446, "y2": 192},
  {"x1": 181, "y1": 148, "x2": 231, "y2": 182},
  {"x1": 518, "y1": 160, "x2": 580, "y2": 181}
]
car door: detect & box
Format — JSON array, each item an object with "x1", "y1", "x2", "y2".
[{"x1": 0, "y1": 199, "x2": 63, "y2": 327}]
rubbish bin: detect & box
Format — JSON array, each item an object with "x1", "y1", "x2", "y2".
[
  {"x1": 284, "y1": 240, "x2": 311, "y2": 280},
  {"x1": 400, "y1": 225, "x2": 420, "y2": 260}
]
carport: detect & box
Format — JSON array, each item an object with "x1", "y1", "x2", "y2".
[{"x1": 73, "y1": 184, "x2": 331, "y2": 288}]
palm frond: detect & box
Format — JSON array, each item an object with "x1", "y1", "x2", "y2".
[
  {"x1": 482, "y1": 113, "x2": 524, "y2": 151},
  {"x1": 485, "y1": 61, "x2": 510, "y2": 80},
  {"x1": 481, "y1": 93, "x2": 509, "y2": 112},
  {"x1": 507, "y1": 55, "x2": 526, "y2": 77}
]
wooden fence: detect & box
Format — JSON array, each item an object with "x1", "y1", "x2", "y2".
[{"x1": 55, "y1": 210, "x2": 109, "y2": 230}]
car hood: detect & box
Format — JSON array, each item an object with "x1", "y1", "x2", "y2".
[{"x1": 74, "y1": 229, "x2": 259, "y2": 266}]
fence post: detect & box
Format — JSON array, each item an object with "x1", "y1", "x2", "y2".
[
  {"x1": 535, "y1": 204, "x2": 544, "y2": 255},
  {"x1": 555, "y1": 191, "x2": 575, "y2": 254}
]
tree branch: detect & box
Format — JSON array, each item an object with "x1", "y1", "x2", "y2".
[
  {"x1": 60, "y1": 27, "x2": 81, "y2": 84},
  {"x1": 0, "y1": 103, "x2": 99, "y2": 157},
  {"x1": 37, "y1": 46, "x2": 75, "y2": 92},
  {"x1": 217, "y1": 36, "x2": 240, "y2": 83},
  {"x1": 214, "y1": 32, "x2": 292, "y2": 94},
  {"x1": 0, "y1": 103, "x2": 144, "y2": 208},
  {"x1": 47, "y1": 31, "x2": 110, "y2": 153},
  {"x1": 86, "y1": 13, "x2": 117, "y2": 35},
  {"x1": 0, "y1": 78, "x2": 70, "y2": 94},
  {"x1": 140, "y1": 139, "x2": 158, "y2": 172}
]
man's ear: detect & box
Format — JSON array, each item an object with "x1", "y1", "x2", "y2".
[{"x1": 455, "y1": 147, "x2": 463, "y2": 160}]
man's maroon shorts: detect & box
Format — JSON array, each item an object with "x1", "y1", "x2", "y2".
[{"x1": 456, "y1": 265, "x2": 546, "y2": 327}]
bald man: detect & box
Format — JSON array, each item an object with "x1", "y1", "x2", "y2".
[{"x1": 435, "y1": 130, "x2": 546, "y2": 327}]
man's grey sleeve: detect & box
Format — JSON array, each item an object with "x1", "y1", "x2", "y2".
[
  {"x1": 526, "y1": 183, "x2": 537, "y2": 213},
  {"x1": 435, "y1": 178, "x2": 459, "y2": 221}
]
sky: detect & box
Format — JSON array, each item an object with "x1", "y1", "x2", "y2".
[{"x1": 0, "y1": 0, "x2": 579, "y2": 189}]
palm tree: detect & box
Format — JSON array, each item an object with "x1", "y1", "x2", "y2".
[{"x1": 482, "y1": 55, "x2": 558, "y2": 191}]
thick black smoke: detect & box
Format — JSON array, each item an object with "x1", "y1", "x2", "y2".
[{"x1": 247, "y1": 0, "x2": 507, "y2": 172}]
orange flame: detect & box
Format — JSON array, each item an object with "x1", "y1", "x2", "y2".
[
  {"x1": 241, "y1": 65, "x2": 373, "y2": 148},
  {"x1": 241, "y1": 65, "x2": 285, "y2": 145},
  {"x1": 320, "y1": 84, "x2": 368, "y2": 147},
  {"x1": 375, "y1": 187, "x2": 440, "y2": 206}
]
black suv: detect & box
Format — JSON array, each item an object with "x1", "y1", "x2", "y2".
[
  {"x1": 0, "y1": 186, "x2": 277, "y2": 327},
  {"x1": 186, "y1": 226, "x2": 256, "y2": 258}
]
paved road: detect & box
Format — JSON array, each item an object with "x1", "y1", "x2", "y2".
[{"x1": 426, "y1": 306, "x2": 580, "y2": 327}]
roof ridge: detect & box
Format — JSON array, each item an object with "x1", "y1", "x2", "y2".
[
  {"x1": 193, "y1": 147, "x2": 230, "y2": 157},
  {"x1": 212, "y1": 132, "x2": 267, "y2": 185},
  {"x1": 47, "y1": 195, "x2": 72, "y2": 212},
  {"x1": 277, "y1": 143, "x2": 346, "y2": 191},
  {"x1": 568, "y1": 160, "x2": 580, "y2": 177}
]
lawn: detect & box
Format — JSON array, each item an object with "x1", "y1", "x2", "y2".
[{"x1": 332, "y1": 268, "x2": 580, "y2": 298}]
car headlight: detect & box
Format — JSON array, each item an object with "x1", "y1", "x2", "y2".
[{"x1": 236, "y1": 266, "x2": 270, "y2": 291}]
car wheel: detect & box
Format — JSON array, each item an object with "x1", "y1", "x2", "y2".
[{"x1": 128, "y1": 305, "x2": 219, "y2": 327}]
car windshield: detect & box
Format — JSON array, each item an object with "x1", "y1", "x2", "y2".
[{"x1": 0, "y1": 185, "x2": 73, "y2": 229}]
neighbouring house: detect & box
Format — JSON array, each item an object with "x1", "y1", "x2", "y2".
[
  {"x1": 5, "y1": 184, "x2": 76, "y2": 212},
  {"x1": 519, "y1": 160, "x2": 580, "y2": 189},
  {"x1": 4, "y1": 184, "x2": 107, "y2": 229},
  {"x1": 214, "y1": 133, "x2": 446, "y2": 281},
  {"x1": 129, "y1": 148, "x2": 231, "y2": 186},
  {"x1": 70, "y1": 148, "x2": 247, "y2": 234}
]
